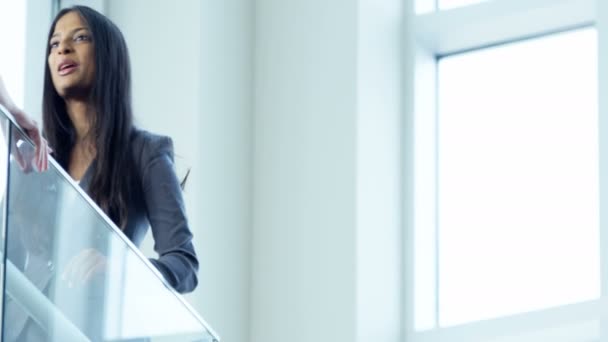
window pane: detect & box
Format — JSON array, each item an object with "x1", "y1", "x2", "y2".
[
  {"x1": 0, "y1": 1, "x2": 26, "y2": 108},
  {"x1": 439, "y1": 0, "x2": 488, "y2": 10},
  {"x1": 437, "y1": 28, "x2": 599, "y2": 327}
]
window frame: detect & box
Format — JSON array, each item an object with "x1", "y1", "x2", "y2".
[{"x1": 404, "y1": 0, "x2": 606, "y2": 340}]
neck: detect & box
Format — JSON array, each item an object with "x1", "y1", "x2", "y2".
[{"x1": 65, "y1": 98, "x2": 94, "y2": 144}]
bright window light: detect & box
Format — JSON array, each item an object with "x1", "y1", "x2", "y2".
[
  {"x1": 0, "y1": 1, "x2": 27, "y2": 109},
  {"x1": 437, "y1": 28, "x2": 599, "y2": 327},
  {"x1": 439, "y1": 0, "x2": 488, "y2": 10}
]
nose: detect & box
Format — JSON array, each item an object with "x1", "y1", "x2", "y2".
[{"x1": 57, "y1": 41, "x2": 73, "y2": 55}]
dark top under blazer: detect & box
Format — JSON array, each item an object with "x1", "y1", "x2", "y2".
[{"x1": 79, "y1": 128, "x2": 199, "y2": 294}]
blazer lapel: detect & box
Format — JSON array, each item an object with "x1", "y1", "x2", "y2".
[{"x1": 78, "y1": 159, "x2": 97, "y2": 193}]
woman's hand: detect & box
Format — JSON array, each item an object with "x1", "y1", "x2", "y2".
[
  {"x1": 0, "y1": 75, "x2": 50, "y2": 171},
  {"x1": 12, "y1": 109, "x2": 50, "y2": 172},
  {"x1": 61, "y1": 248, "x2": 107, "y2": 287}
]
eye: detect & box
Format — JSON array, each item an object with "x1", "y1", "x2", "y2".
[
  {"x1": 49, "y1": 41, "x2": 59, "y2": 49},
  {"x1": 74, "y1": 34, "x2": 90, "y2": 42}
]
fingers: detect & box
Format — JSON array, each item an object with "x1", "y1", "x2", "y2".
[
  {"x1": 82, "y1": 261, "x2": 106, "y2": 283},
  {"x1": 62, "y1": 249, "x2": 95, "y2": 281},
  {"x1": 63, "y1": 253, "x2": 97, "y2": 287},
  {"x1": 38, "y1": 138, "x2": 51, "y2": 172},
  {"x1": 62, "y1": 249, "x2": 107, "y2": 287},
  {"x1": 36, "y1": 139, "x2": 47, "y2": 172},
  {"x1": 13, "y1": 145, "x2": 28, "y2": 171},
  {"x1": 34, "y1": 143, "x2": 42, "y2": 172},
  {"x1": 4, "y1": 108, "x2": 51, "y2": 172},
  {"x1": 43, "y1": 145, "x2": 48, "y2": 171},
  {"x1": 11, "y1": 133, "x2": 33, "y2": 173},
  {"x1": 27, "y1": 125, "x2": 44, "y2": 172},
  {"x1": 26, "y1": 127, "x2": 50, "y2": 172},
  {"x1": 11, "y1": 138, "x2": 49, "y2": 173}
]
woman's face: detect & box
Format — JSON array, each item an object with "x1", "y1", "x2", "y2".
[{"x1": 48, "y1": 11, "x2": 95, "y2": 98}]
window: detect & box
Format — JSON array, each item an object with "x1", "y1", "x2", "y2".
[
  {"x1": 439, "y1": 0, "x2": 488, "y2": 10},
  {"x1": 408, "y1": 0, "x2": 602, "y2": 340},
  {"x1": 438, "y1": 28, "x2": 599, "y2": 327}
]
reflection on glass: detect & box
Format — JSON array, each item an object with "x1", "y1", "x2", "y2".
[
  {"x1": 0, "y1": 107, "x2": 218, "y2": 341},
  {"x1": 437, "y1": 28, "x2": 599, "y2": 327}
]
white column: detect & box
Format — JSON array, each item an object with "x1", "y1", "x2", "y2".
[
  {"x1": 252, "y1": 0, "x2": 404, "y2": 341},
  {"x1": 356, "y1": 0, "x2": 404, "y2": 340},
  {"x1": 251, "y1": 0, "x2": 358, "y2": 341},
  {"x1": 597, "y1": 0, "x2": 608, "y2": 339},
  {"x1": 24, "y1": 0, "x2": 53, "y2": 121},
  {"x1": 198, "y1": 2, "x2": 253, "y2": 342}
]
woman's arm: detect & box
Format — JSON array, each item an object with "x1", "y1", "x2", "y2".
[
  {"x1": 0, "y1": 75, "x2": 50, "y2": 172},
  {"x1": 141, "y1": 135, "x2": 199, "y2": 293}
]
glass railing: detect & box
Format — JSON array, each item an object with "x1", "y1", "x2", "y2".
[{"x1": 0, "y1": 106, "x2": 219, "y2": 342}]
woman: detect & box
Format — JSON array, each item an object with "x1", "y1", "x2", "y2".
[
  {"x1": 1, "y1": 6, "x2": 200, "y2": 341},
  {"x1": 2, "y1": 6, "x2": 198, "y2": 291}
]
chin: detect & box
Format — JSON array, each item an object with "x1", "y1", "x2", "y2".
[{"x1": 57, "y1": 83, "x2": 91, "y2": 99}]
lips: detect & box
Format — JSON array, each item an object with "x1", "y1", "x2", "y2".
[{"x1": 58, "y1": 60, "x2": 79, "y2": 76}]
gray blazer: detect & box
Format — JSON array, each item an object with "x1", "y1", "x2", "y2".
[{"x1": 79, "y1": 128, "x2": 199, "y2": 294}]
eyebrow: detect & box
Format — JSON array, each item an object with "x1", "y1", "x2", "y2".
[{"x1": 50, "y1": 27, "x2": 89, "y2": 40}]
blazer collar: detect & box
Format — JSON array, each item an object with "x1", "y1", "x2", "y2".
[{"x1": 78, "y1": 159, "x2": 97, "y2": 192}]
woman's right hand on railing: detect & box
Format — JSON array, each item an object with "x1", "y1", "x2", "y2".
[
  {"x1": 12, "y1": 108, "x2": 50, "y2": 172},
  {"x1": 0, "y1": 75, "x2": 51, "y2": 172}
]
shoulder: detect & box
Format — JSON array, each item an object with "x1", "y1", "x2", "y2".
[
  {"x1": 130, "y1": 127, "x2": 175, "y2": 162},
  {"x1": 129, "y1": 128, "x2": 176, "y2": 183}
]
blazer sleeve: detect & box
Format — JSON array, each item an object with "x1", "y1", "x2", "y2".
[{"x1": 140, "y1": 135, "x2": 199, "y2": 293}]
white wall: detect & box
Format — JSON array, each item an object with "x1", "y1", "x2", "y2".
[
  {"x1": 60, "y1": 0, "x2": 105, "y2": 13},
  {"x1": 251, "y1": 0, "x2": 403, "y2": 341},
  {"x1": 24, "y1": 0, "x2": 53, "y2": 121},
  {"x1": 251, "y1": 0, "x2": 358, "y2": 340},
  {"x1": 106, "y1": 1, "x2": 252, "y2": 342},
  {"x1": 197, "y1": 1, "x2": 253, "y2": 341},
  {"x1": 0, "y1": 1, "x2": 27, "y2": 110}
]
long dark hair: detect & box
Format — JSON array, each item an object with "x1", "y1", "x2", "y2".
[{"x1": 43, "y1": 6, "x2": 133, "y2": 228}]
